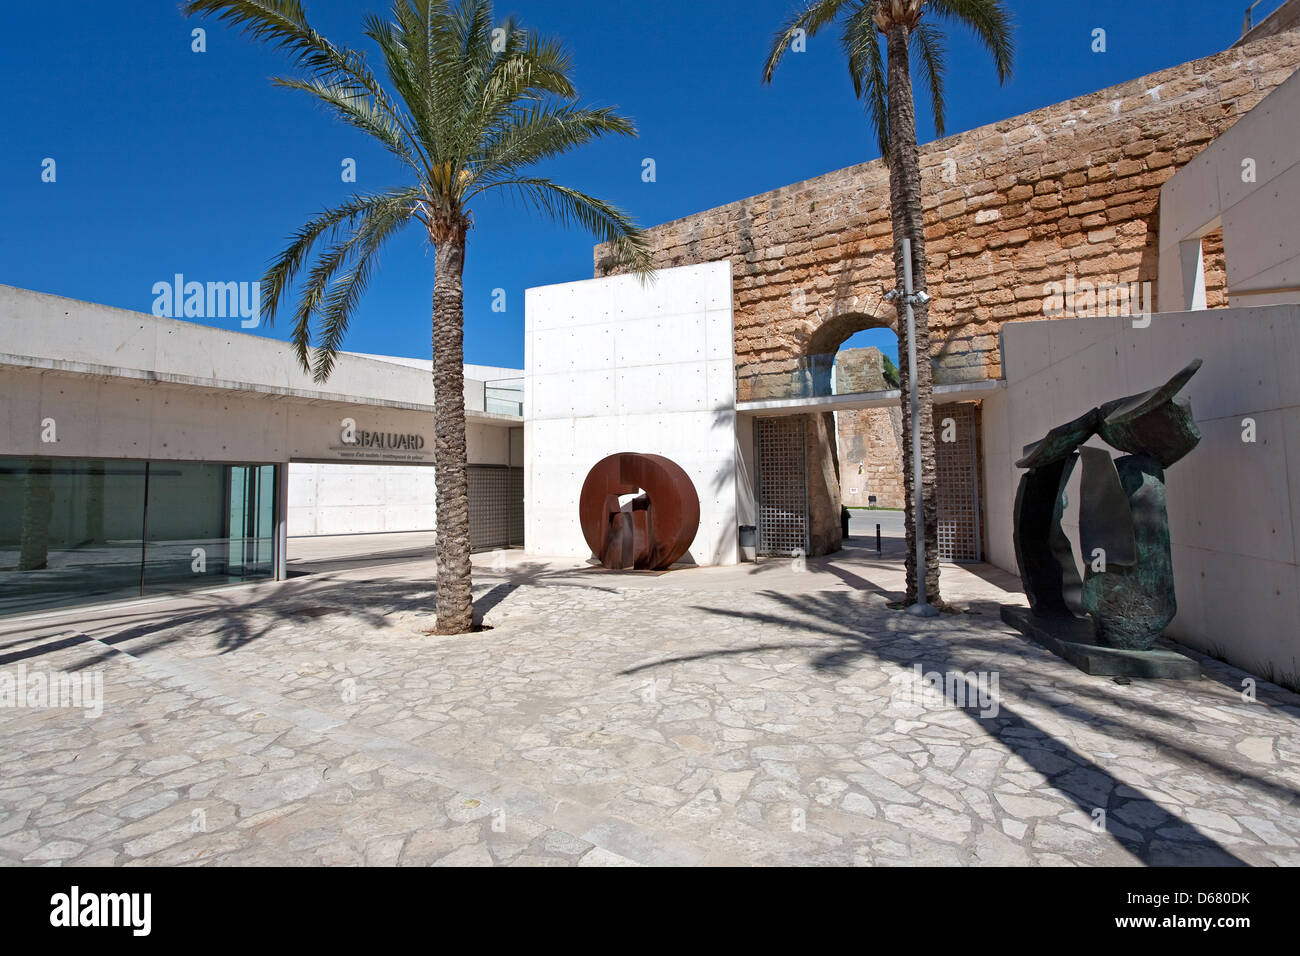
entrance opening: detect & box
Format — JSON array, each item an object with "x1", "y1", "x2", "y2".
[
  {"x1": 285, "y1": 461, "x2": 523, "y2": 576},
  {"x1": 829, "y1": 328, "x2": 905, "y2": 515}
]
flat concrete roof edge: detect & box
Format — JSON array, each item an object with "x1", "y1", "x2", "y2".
[{"x1": 0, "y1": 351, "x2": 521, "y2": 423}]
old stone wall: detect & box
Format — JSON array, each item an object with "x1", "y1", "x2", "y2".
[
  {"x1": 596, "y1": 30, "x2": 1300, "y2": 390},
  {"x1": 833, "y1": 348, "x2": 905, "y2": 509}
]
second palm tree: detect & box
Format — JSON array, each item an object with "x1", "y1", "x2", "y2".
[{"x1": 765, "y1": 0, "x2": 1013, "y2": 606}]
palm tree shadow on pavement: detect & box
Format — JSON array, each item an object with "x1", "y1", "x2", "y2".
[{"x1": 636, "y1": 588, "x2": 1298, "y2": 865}]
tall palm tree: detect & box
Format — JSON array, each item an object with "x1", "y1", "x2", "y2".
[
  {"x1": 184, "y1": 0, "x2": 651, "y2": 633},
  {"x1": 763, "y1": 0, "x2": 1012, "y2": 606}
]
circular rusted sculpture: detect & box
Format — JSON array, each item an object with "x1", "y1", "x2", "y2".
[{"x1": 579, "y1": 453, "x2": 700, "y2": 571}]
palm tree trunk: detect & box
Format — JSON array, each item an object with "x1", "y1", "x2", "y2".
[
  {"x1": 884, "y1": 22, "x2": 941, "y2": 606},
  {"x1": 432, "y1": 233, "x2": 475, "y2": 634}
]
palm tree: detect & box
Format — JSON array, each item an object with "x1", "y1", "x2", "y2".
[
  {"x1": 763, "y1": 0, "x2": 1012, "y2": 606},
  {"x1": 184, "y1": 0, "x2": 651, "y2": 633}
]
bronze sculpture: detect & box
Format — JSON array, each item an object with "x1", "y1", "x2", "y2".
[{"x1": 1002, "y1": 360, "x2": 1204, "y2": 676}]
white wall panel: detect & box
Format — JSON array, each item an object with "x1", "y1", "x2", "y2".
[
  {"x1": 525, "y1": 262, "x2": 738, "y2": 565},
  {"x1": 984, "y1": 304, "x2": 1300, "y2": 678}
]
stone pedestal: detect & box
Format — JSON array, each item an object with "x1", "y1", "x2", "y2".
[{"x1": 1000, "y1": 606, "x2": 1201, "y2": 680}]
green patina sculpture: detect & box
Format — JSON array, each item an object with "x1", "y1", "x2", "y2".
[{"x1": 1010, "y1": 360, "x2": 1202, "y2": 653}]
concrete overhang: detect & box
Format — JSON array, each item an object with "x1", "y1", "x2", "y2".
[
  {"x1": 0, "y1": 285, "x2": 522, "y2": 425},
  {"x1": 735, "y1": 378, "x2": 1004, "y2": 416}
]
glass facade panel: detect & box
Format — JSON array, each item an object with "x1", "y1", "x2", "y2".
[
  {"x1": 0, "y1": 458, "x2": 148, "y2": 615},
  {"x1": 0, "y1": 456, "x2": 277, "y2": 616},
  {"x1": 141, "y1": 462, "x2": 275, "y2": 595}
]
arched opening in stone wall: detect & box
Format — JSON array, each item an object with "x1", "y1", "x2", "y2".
[
  {"x1": 797, "y1": 311, "x2": 907, "y2": 556},
  {"x1": 803, "y1": 312, "x2": 900, "y2": 398}
]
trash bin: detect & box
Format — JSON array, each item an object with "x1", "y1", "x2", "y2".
[{"x1": 739, "y1": 525, "x2": 757, "y2": 562}]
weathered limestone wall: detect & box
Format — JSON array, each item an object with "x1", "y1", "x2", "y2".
[
  {"x1": 834, "y1": 348, "x2": 905, "y2": 509},
  {"x1": 596, "y1": 31, "x2": 1300, "y2": 389}
]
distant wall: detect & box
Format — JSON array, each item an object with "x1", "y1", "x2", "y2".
[
  {"x1": 1236, "y1": 0, "x2": 1300, "y2": 46},
  {"x1": 289, "y1": 463, "x2": 436, "y2": 535},
  {"x1": 834, "y1": 348, "x2": 905, "y2": 509},
  {"x1": 525, "y1": 262, "x2": 738, "y2": 565},
  {"x1": 983, "y1": 305, "x2": 1300, "y2": 679}
]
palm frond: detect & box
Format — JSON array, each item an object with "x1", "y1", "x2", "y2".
[
  {"x1": 310, "y1": 224, "x2": 392, "y2": 381},
  {"x1": 271, "y1": 76, "x2": 419, "y2": 167},
  {"x1": 261, "y1": 187, "x2": 420, "y2": 328},
  {"x1": 266, "y1": 190, "x2": 417, "y2": 373},
  {"x1": 497, "y1": 177, "x2": 652, "y2": 278},
  {"x1": 926, "y1": 0, "x2": 1014, "y2": 83},
  {"x1": 364, "y1": 5, "x2": 442, "y2": 167},
  {"x1": 763, "y1": 0, "x2": 853, "y2": 83},
  {"x1": 470, "y1": 103, "x2": 636, "y2": 193},
  {"x1": 476, "y1": 24, "x2": 578, "y2": 140},
  {"x1": 910, "y1": 21, "x2": 947, "y2": 138},
  {"x1": 184, "y1": 0, "x2": 431, "y2": 171},
  {"x1": 842, "y1": 4, "x2": 889, "y2": 161}
]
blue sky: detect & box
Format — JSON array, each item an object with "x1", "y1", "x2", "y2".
[{"x1": 1, "y1": 1, "x2": 1283, "y2": 370}]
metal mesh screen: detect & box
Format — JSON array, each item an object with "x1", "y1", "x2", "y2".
[
  {"x1": 755, "y1": 417, "x2": 808, "y2": 556},
  {"x1": 934, "y1": 403, "x2": 980, "y2": 562},
  {"x1": 468, "y1": 465, "x2": 524, "y2": 552}
]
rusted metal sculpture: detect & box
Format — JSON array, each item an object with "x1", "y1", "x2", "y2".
[{"x1": 579, "y1": 453, "x2": 700, "y2": 571}]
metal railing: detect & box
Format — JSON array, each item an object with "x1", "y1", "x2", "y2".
[
  {"x1": 736, "y1": 352, "x2": 898, "y2": 403},
  {"x1": 483, "y1": 377, "x2": 524, "y2": 416}
]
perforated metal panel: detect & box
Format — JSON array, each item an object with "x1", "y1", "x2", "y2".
[
  {"x1": 934, "y1": 403, "x2": 980, "y2": 562},
  {"x1": 755, "y1": 417, "x2": 808, "y2": 557},
  {"x1": 468, "y1": 465, "x2": 524, "y2": 552}
]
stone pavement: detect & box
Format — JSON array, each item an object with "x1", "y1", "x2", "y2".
[{"x1": 1, "y1": 544, "x2": 1298, "y2": 866}]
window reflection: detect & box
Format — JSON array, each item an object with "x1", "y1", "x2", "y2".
[{"x1": 0, "y1": 457, "x2": 276, "y2": 616}]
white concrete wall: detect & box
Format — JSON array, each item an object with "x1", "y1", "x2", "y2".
[
  {"x1": 524, "y1": 261, "x2": 738, "y2": 565},
  {"x1": 0, "y1": 365, "x2": 445, "y2": 465},
  {"x1": 288, "y1": 463, "x2": 436, "y2": 535},
  {"x1": 984, "y1": 305, "x2": 1300, "y2": 678},
  {"x1": 1159, "y1": 70, "x2": 1300, "y2": 310}
]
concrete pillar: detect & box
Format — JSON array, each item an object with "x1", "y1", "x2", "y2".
[{"x1": 274, "y1": 462, "x2": 288, "y2": 581}]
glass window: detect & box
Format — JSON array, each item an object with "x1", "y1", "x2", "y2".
[
  {"x1": 0, "y1": 456, "x2": 277, "y2": 616},
  {"x1": 0, "y1": 457, "x2": 148, "y2": 615},
  {"x1": 141, "y1": 462, "x2": 276, "y2": 595}
]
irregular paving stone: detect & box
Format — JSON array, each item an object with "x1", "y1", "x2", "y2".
[{"x1": 2, "y1": 554, "x2": 1299, "y2": 866}]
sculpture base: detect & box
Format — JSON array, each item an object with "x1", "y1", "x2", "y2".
[
  {"x1": 1000, "y1": 606, "x2": 1201, "y2": 680},
  {"x1": 581, "y1": 563, "x2": 693, "y2": 577}
]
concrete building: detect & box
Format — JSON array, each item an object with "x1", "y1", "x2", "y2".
[{"x1": 0, "y1": 285, "x2": 522, "y2": 617}]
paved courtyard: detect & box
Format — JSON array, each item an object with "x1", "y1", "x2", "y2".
[{"x1": 2, "y1": 540, "x2": 1299, "y2": 866}]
